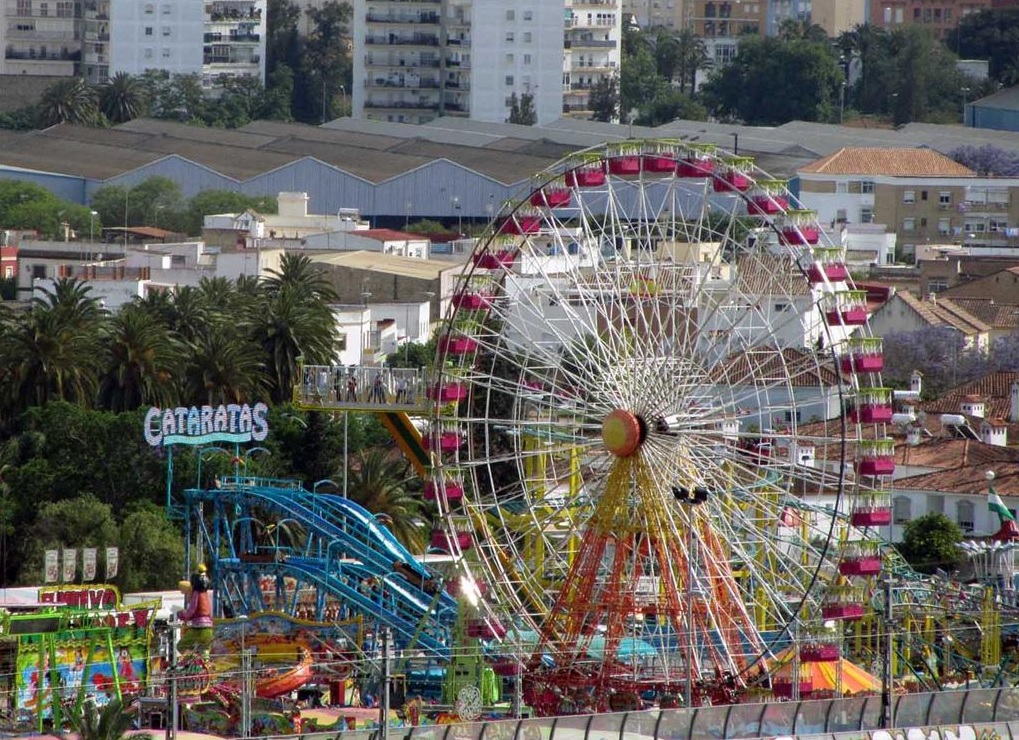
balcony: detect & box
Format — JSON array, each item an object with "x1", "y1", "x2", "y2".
[
  {"x1": 366, "y1": 12, "x2": 439, "y2": 24},
  {"x1": 364, "y1": 99, "x2": 440, "y2": 111},
  {"x1": 365, "y1": 77, "x2": 441, "y2": 89},
  {"x1": 365, "y1": 56, "x2": 440, "y2": 68},
  {"x1": 570, "y1": 0, "x2": 618, "y2": 5},
  {"x1": 566, "y1": 37, "x2": 617, "y2": 48},
  {"x1": 364, "y1": 34, "x2": 439, "y2": 46},
  {"x1": 5, "y1": 48, "x2": 81, "y2": 61},
  {"x1": 204, "y1": 32, "x2": 261, "y2": 42}
]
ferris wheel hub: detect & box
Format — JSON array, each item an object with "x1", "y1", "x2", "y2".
[{"x1": 602, "y1": 409, "x2": 646, "y2": 457}]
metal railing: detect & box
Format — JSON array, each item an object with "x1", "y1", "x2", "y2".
[{"x1": 246, "y1": 687, "x2": 1019, "y2": 740}]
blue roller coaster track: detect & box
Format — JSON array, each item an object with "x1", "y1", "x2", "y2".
[{"x1": 184, "y1": 476, "x2": 458, "y2": 658}]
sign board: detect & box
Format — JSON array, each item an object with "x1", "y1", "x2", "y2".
[{"x1": 143, "y1": 402, "x2": 269, "y2": 447}]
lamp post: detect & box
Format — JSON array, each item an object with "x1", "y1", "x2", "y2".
[
  {"x1": 340, "y1": 85, "x2": 347, "y2": 117},
  {"x1": 88, "y1": 210, "x2": 98, "y2": 266},
  {"x1": 452, "y1": 196, "x2": 462, "y2": 236},
  {"x1": 840, "y1": 81, "x2": 847, "y2": 124},
  {"x1": 961, "y1": 86, "x2": 971, "y2": 126}
]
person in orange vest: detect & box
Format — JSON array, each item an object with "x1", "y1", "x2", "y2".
[{"x1": 177, "y1": 564, "x2": 214, "y2": 656}]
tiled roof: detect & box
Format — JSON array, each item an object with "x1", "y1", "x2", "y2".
[
  {"x1": 711, "y1": 346, "x2": 841, "y2": 387},
  {"x1": 893, "y1": 291, "x2": 990, "y2": 334},
  {"x1": 920, "y1": 370, "x2": 1019, "y2": 420},
  {"x1": 798, "y1": 147, "x2": 976, "y2": 177},
  {"x1": 940, "y1": 267, "x2": 1019, "y2": 300},
  {"x1": 895, "y1": 462, "x2": 1019, "y2": 496},
  {"x1": 895, "y1": 437, "x2": 1017, "y2": 470},
  {"x1": 734, "y1": 253, "x2": 812, "y2": 296},
  {"x1": 949, "y1": 299, "x2": 1019, "y2": 330}
]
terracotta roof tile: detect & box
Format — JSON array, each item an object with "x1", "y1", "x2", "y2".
[
  {"x1": 893, "y1": 291, "x2": 990, "y2": 333},
  {"x1": 920, "y1": 370, "x2": 1019, "y2": 420},
  {"x1": 798, "y1": 148, "x2": 976, "y2": 177},
  {"x1": 712, "y1": 346, "x2": 841, "y2": 388},
  {"x1": 895, "y1": 461, "x2": 1019, "y2": 496},
  {"x1": 949, "y1": 299, "x2": 1019, "y2": 330}
]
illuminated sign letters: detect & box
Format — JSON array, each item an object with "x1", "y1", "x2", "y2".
[{"x1": 143, "y1": 402, "x2": 269, "y2": 446}]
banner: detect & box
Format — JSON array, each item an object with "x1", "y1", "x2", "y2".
[
  {"x1": 105, "y1": 547, "x2": 119, "y2": 580},
  {"x1": 62, "y1": 549, "x2": 76, "y2": 583},
  {"x1": 82, "y1": 548, "x2": 97, "y2": 582},
  {"x1": 44, "y1": 551, "x2": 59, "y2": 584}
]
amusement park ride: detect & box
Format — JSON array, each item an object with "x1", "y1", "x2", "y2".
[{"x1": 18, "y1": 139, "x2": 1019, "y2": 735}]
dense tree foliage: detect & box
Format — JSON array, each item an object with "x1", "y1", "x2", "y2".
[
  {"x1": 897, "y1": 513, "x2": 965, "y2": 575},
  {"x1": 950, "y1": 9, "x2": 1019, "y2": 86},
  {"x1": 700, "y1": 36, "x2": 843, "y2": 125},
  {"x1": 507, "y1": 93, "x2": 537, "y2": 125},
  {"x1": 949, "y1": 144, "x2": 1019, "y2": 176}
]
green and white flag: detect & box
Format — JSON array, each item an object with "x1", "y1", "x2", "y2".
[{"x1": 989, "y1": 487, "x2": 1015, "y2": 522}]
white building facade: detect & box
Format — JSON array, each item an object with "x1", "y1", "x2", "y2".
[
  {"x1": 109, "y1": 0, "x2": 204, "y2": 79},
  {"x1": 352, "y1": 0, "x2": 617, "y2": 125}
]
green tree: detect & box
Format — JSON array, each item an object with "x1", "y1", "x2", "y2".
[
  {"x1": 588, "y1": 75, "x2": 620, "y2": 123},
  {"x1": 700, "y1": 36, "x2": 843, "y2": 125},
  {"x1": 98, "y1": 72, "x2": 148, "y2": 124},
  {"x1": 302, "y1": 1, "x2": 353, "y2": 124},
  {"x1": 37, "y1": 77, "x2": 103, "y2": 127},
  {"x1": 97, "y1": 307, "x2": 184, "y2": 412},
  {"x1": 777, "y1": 19, "x2": 829, "y2": 42},
  {"x1": 634, "y1": 89, "x2": 707, "y2": 126},
  {"x1": 118, "y1": 502, "x2": 186, "y2": 591},
  {"x1": 620, "y1": 42, "x2": 668, "y2": 119},
  {"x1": 184, "y1": 323, "x2": 266, "y2": 406},
  {"x1": 950, "y1": 9, "x2": 1019, "y2": 85},
  {"x1": 183, "y1": 189, "x2": 277, "y2": 237},
  {"x1": 70, "y1": 697, "x2": 141, "y2": 740},
  {"x1": 343, "y1": 448, "x2": 427, "y2": 553},
  {"x1": 263, "y1": 64, "x2": 297, "y2": 121},
  {"x1": 897, "y1": 512, "x2": 965, "y2": 575},
  {"x1": 19, "y1": 494, "x2": 119, "y2": 583},
  {"x1": 507, "y1": 92, "x2": 537, "y2": 125}
]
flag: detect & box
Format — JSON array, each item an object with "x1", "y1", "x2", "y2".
[
  {"x1": 989, "y1": 487, "x2": 1015, "y2": 522},
  {"x1": 83, "y1": 548, "x2": 97, "y2": 581},
  {"x1": 44, "y1": 550, "x2": 59, "y2": 583},
  {"x1": 62, "y1": 548, "x2": 76, "y2": 582},
  {"x1": 106, "y1": 546, "x2": 119, "y2": 580}
]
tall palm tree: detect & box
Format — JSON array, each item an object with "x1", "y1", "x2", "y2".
[
  {"x1": 184, "y1": 323, "x2": 265, "y2": 406},
  {"x1": 70, "y1": 697, "x2": 137, "y2": 740},
  {"x1": 343, "y1": 448, "x2": 428, "y2": 553},
  {"x1": 252, "y1": 289, "x2": 338, "y2": 404},
  {"x1": 262, "y1": 252, "x2": 338, "y2": 303},
  {"x1": 38, "y1": 77, "x2": 102, "y2": 127},
  {"x1": 35, "y1": 277, "x2": 105, "y2": 327},
  {"x1": 97, "y1": 307, "x2": 185, "y2": 411},
  {"x1": 673, "y1": 28, "x2": 709, "y2": 95},
  {"x1": 98, "y1": 72, "x2": 148, "y2": 124}
]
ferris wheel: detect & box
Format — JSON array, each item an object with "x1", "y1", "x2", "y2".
[{"x1": 423, "y1": 140, "x2": 895, "y2": 710}]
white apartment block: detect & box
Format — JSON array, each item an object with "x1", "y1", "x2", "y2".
[
  {"x1": 109, "y1": 0, "x2": 203, "y2": 80},
  {"x1": 2, "y1": 0, "x2": 264, "y2": 89},
  {"x1": 563, "y1": 0, "x2": 623, "y2": 118},
  {"x1": 352, "y1": 0, "x2": 619, "y2": 125},
  {"x1": 621, "y1": 0, "x2": 687, "y2": 30},
  {"x1": 1, "y1": 0, "x2": 80, "y2": 76}
]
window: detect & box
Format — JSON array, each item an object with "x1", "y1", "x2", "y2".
[
  {"x1": 162, "y1": 3, "x2": 171, "y2": 12},
  {"x1": 523, "y1": 31, "x2": 532, "y2": 42},
  {"x1": 523, "y1": 10, "x2": 532, "y2": 20},
  {"x1": 504, "y1": 75, "x2": 513, "y2": 86},
  {"x1": 836, "y1": 181, "x2": 848, "y2": 194},
  {"x1": 861, "y1": 180, "x2": 874, "y2": 194},
  {"x1": 921, "y1": 190, "x2": 928, "y2": 201},
  {"x1": 162, "y1": 47, "x2": 171, "y2": 58},
  {"x1": 161, "y1": 26, "x2": 171, "y2": 36},
  {"x1": 938, "y1": 218, "x2": 951, "y2": 235},
  {"x1": 860, "y1": 208, "x2": 873, "y2": 223},
  {"x1": 523, "y1": 53, "x2": 531, "y2": 64},
  {"x1": 902, "y1": 218, "x2": 915, "y2": 232},
  {"x1": 505, "y1": 9, "x2": 514, "y2": 20},
  {"x1": 144, "y1": 3, "x2": 154, "y2": 12},
  {"x1": 505, "y1": 53, "x2": 513, "y2": 63},
  {"x1": 38, "y1": 2, "x2": 47, "y2": 15},
  {"x1": 957, "y1": 501, "x2": 974, "y2": 533},
  {"x1": 893, "y1": 496, "x2": 911, "y2": 525},
  {"x1": 903, "y1": 190, "x2": 915, "y2": 204},
  {"x1": 505, "y1": 31, "x2": 514, "y2": 42},
  {"x1": 56, "y1": 1, "x2": 72, "y2": 16},
  {"x1": 939, "y1": 191, "x2": 951, "y2": 207},
  {"x1": 929, "y1": 278, "x2": 949, "y2": 293},
  {"x1": 145, "y1": 26, "x2": 153, "y2": 35},
  {"x1": 16, "y1": 0, "x2": 31, "y2": 16},
  {"x1": 144, "y1": 47, "x2": 153, "y2": 58}
]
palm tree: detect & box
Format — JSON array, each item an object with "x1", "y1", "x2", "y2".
[
  {"x1": 70, "y1": 697, "x2": 140, "y2": 740},
  {"x1": 262, "y1": 252, "x2": 338, "y2": 303},
  {"x1": 344, "y1": 448, "x2": 428, "y2": 553},
  {"x1": 38, "y1": 77, "x2": 102, "y2": 127},
  {"x1": 184, "y1": 323, "x2": 266, "y2": 405},
  {"x1": 97, "y1": 307, "x2": 185, "y2": 411},
  {"x1": 98, "y1": 72, "x2": 148, "y2": 124},
  {"x1": 777, "y1": 19, "x2": 829, "y2": 43},
  {"x1": 672, "y1": 28, "x2": 709, "y2": 95}
]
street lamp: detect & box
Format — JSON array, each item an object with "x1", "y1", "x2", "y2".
[
  {"x1": 730, "y1": 132, "x2": 738, "y2": 155},
  {"x1": 961, "y1": 86, "x2": 971, "y2": 126},
  {"x1": 452, "y1": 196, "x2": 462, "y2": 236},
  {"x1": 88, "y1": 210, "x2": 98, "y2": 266}
]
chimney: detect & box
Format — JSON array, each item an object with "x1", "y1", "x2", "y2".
[
  {"x1": 982, "y1": 420, "x2": 1008, "y2": 448},
  {"x1": 906, "y1": 426, "x2": 922, "y2": 446},
  {"x1": 910, "y1": 370, "x2": 922, "y2": 396},
  {"x1": 1011, "y1": 382, "x2": 1019, "y2": 423}
]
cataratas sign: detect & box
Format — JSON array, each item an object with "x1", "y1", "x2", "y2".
[{"x1": 143, "y1": 402, "x2": 269, "y2": 446}]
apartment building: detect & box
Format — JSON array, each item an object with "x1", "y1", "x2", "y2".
[
  {"x1": 1, "y1": 0, "x2": 80, "y2": 76},
  {"x1": 868, "y1": 0, "x2": 992, "y2": 36},
  {"x1": 688, "y1": 0, "x2": 764, "y2": 68},
  {"x1": 352, "y1": 0, "x2": 618, "y2": 125},
  {"x1": 2, "y1": 0, "x2": 264, "y2": 88},
  {"x1": 797, "y1": 147, "x2": 1019, "y2": 262},
  {"x1": 621, "y1": 0, "x2": 687, "y2": 29}
]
